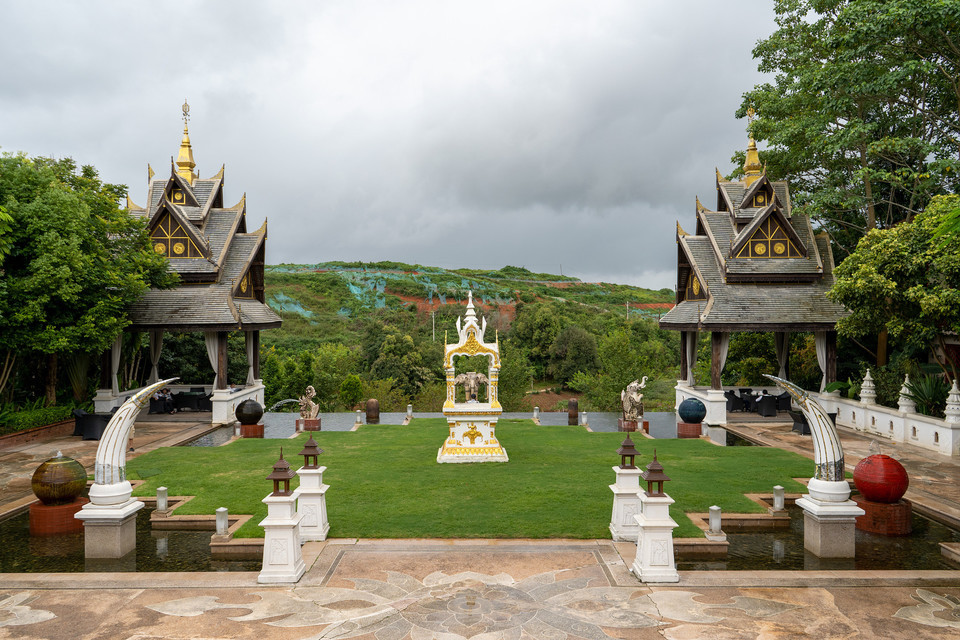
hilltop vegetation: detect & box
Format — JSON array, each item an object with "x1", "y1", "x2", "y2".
[{"x1": 258, "y1": 262, "x2": 680, "y2": 412}]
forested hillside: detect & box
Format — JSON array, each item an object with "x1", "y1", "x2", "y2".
[{"x1": 257, "y1": 262, "x2": 680, "y2": 412}]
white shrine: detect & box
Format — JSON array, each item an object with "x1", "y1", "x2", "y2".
[{"x1": 438, "y1": 292, "x2": 508, "y2": 463}]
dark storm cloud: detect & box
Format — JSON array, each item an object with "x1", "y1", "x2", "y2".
[{"x1": 0, "y1": 1, "x2": 774, "y2": 289}]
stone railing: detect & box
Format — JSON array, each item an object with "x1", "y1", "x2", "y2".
[
  {"x1": 674, "y1": 381, "x2": 727, "y2": 425},
  {"x1": 211, "y1": 382, "x2": 265, "y2": 425},
  {"x1": 815, "y1": 375, "x2": 960, "y2": 457}
]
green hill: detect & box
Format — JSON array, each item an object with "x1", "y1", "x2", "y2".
[{"x1": 263, "y1": 261, "x2": 674, "y2": 350}]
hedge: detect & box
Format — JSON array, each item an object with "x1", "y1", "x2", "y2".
[{"x1": 0, "y1": 406, "x2": 75, "y2": 436}]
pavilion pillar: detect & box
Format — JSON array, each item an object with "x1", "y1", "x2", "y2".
[
  {"x1": 710, "y1": 332, "x2": 723, "y2": 390},
  {"x1": 679, "y1": 331, "x2": 688, "y2": 385},
  {"x1": 216, "y1": 331, "x2": 228, "y2": 390},
  {"x1": 249, "y1": 330, "x2": 261, "y2": 383},
  {"x1": 825, "y1": 330, "x2": 837, "y2": 385}
]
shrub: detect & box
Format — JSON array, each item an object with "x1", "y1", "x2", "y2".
[{"x1": 0, "y1": 406, "x2": 75, "y2": 435}]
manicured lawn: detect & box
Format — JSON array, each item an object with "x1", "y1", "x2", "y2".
[{"x1": 127, "y1": 419, "x2": 814, "y2": 539}]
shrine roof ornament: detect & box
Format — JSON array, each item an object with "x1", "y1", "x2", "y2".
[{"x1": 443, "y1": 291, "x2": 499, "y2": 368}]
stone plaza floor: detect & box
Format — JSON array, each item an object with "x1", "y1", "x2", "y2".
[{"x1": 0, "y1": 415, "x2": 959, "y2": 638}]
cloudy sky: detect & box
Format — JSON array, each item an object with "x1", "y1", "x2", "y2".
[{"x1": 1, "y1": 1, "x2": 774, "y2": 290}]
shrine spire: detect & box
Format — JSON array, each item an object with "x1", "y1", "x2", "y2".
[{"x1": 176, "y1": 99, "x2": 197, "y2": 185}]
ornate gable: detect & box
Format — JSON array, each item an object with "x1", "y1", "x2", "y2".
[
  {"x1": 150, "y1": 207, "x2": 207, "y2": 259},
  {"x1": 730, "y1": 206, "x2": 807, "y2": 260}
]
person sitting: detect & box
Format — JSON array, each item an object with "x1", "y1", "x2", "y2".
[{"x1": 156, "y1": 388, "x2": 175, "y2": 414}]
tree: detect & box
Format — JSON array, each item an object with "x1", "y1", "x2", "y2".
[
  {"x1": 370, "y1": 330, "x2": 433, "y2": 397},
  {"x1": 828, "y1": 195, "x2": 960, "y2": 380},
  {"x1": 547, "y1": 325, "x2": 599, "y2": 385},
  {"x1": 739, "y1": 0, "x2": 960, "y2": 258},
  {"x1": 497, "y1": 340, "x2": 533, "y2": 411},
  {"x1": 0, "y1": 154, "x2": 176, "y2": 403},
  {"x1": 510, "y1": 302, "x2": 562, "y2": 378},
  {"x1": 339, "y1": 374, "x2": 363, "y2": 408}
]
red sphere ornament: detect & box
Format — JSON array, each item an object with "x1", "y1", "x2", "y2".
[{"x1": 853, "y1": 454, "x2": 909, "y2": 503}]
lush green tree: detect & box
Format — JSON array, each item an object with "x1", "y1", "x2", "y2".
[
  {"x1": 510, "y1": 302, "x2": 563, "y2": 378},
  {"x1": 828, "y1": 195, "x2": 960, "y2": 380},
  {"x1": 0, "y1": 154, "x2": 176, "y2": 403},
  {"x1": 570, "y1": 325, "x2": 673, "y2": 410},
  {"x1": 370, "y1": 331, "x2": 433, "y2": 397},
  {"x1": 547, "y1": 325, "x2": 599, "y2": 385},
  {"x1": 497, "y1": 341, "x2": 533, "y2": 411},
  {"x1": 339, "y1": 374, "x2": 363, "y2": 408},
  {"x1": 739, "y1": 0, "x2": 960, "y2": 257}
]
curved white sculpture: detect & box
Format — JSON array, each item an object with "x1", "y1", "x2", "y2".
[
  {"x1": 89, "y1": 377, "x2": 177, "y2": 506},
  {"x1": 765, "y1": 375, "x2": 850, "y2": 502}
]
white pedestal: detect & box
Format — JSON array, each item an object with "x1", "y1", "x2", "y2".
[
  {"x1": 609, "y1": 466, "x2": 642, "y2": 542},
  {"x1": 631, "y1": 492, "x2": 680, "y2": 583},
  {"x1": 258, "y1": 491, "x2": 305, "y2": 584},
  {"x1": 438, "y1": 403, "x2": 507, "y2": 463},
  {"x1": 296, "y1": 466, "x2": 330, "y2": 542},
  {"x1": 796, "y1": 495, "x2": 865, "y2": 558},
  {"x1": 75, "y1": 499, "x2": 144, "y2": 558}
]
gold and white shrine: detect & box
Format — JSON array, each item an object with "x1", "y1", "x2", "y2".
[{"x1": 438, "y1": 292, "x2": 508, "y2": 463}]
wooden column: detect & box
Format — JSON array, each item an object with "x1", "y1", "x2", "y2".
[
  {"x1": 679, "y1": 331, "x2": 688, "y2": 382},
  {"x1": 251, "y1": 330, "x2": 261, "y2": 381},
  {"x1": 710, "y1": 332, "x2": 723, "y2": 390},
  {"x1": 825, "y1": 331, "x2": 837, "y2": 385},
  {"x1": 216, "y1": 331, "x2": 229, "y2": 390}
]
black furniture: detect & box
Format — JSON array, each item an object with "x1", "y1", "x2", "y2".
[
  {"x1": 174, "y1": 391, "x2": 212, "y2": 412},
  {"x1": 756, "y1": 395, "x2": 778, "y2": 417},
  {"x1": 724, "y1": 390, "x2": 745, "y2": 412},
  {"x1": 740, "y1": 390, "x2": 757, "y2": 412},
  {"x1": 776, "y1": 392, "x2": 792, "y2": 412},
  {"x1": 72, "y1": 408, "x2": 115, "y2": 440},
  {"x1": 788, "y1": 410, "x2": 811, "y2": 435}
]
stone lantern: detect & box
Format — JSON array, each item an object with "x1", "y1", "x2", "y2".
[
  {"x1": 266, "y1": 449, "x2": 295, "y2": 496},
  {"x1": 609, "y1": 436, "x2": 642, "y2": 542},
  {"x1": 298, "y1": 435, "x2": 323, "y2": 469},
  {"x1": 641, "y1": 450, "x2": 670, "y2": 496},
  {"x1": 296, "y1": 436, "x2": 330, "y2": 542},
  {"x1": 258, "y1": 448, "x2": 304, "y2": 583},
  {"x1": 617, "y1": 435, "x2": 639, "y2": 469},
  {"x1": 631, "y1": 450, "x2": 679, "y2": 583}
]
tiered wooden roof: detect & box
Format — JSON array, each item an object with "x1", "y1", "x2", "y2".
[
  {"x1": 659, "y1": 138, "x2": 846, "y2": 332},
  {"x1": 125, "y1": 121, "x2": 281, "y2": 332}
]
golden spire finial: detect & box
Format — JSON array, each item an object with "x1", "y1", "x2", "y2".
[
  {"x1": 676, "y1": 221, "x2": 690, "y2": 237},
  {"x1": 696, "y1": 196, "x2": 706, "y2": 213},
  {"x1": 176, "y1": 99, "x2": 197, "y2": 185},
  {"x1": 742, "y1": 106, "x2": 762, "y2": 187}
]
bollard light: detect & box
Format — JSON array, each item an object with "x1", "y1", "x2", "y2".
[
  {"x1": 617, "y1": 435, "x2": 640, "y2": 469},
  {"x1": 216, "y1": 507, "x2": 229, "y2": 535}
]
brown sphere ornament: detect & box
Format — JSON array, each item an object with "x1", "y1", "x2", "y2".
[{"x1": 31, "y1": 452, "x2": 86, "y2": 505}]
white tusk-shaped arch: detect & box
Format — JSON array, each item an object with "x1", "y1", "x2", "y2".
[
  {"x1": 89, "y1": 377, "x2": 178, "y2": 506},
  {"x1": 765, "y1": 375, "x2": 845, "y2": 482}
]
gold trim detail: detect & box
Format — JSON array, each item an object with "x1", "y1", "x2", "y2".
[
  {"x1": 150, "y1": 211, "x2": 205, "y2": 259},
  {"x1": 735, "y1": 217, "x2": 803, "y2": 259}
]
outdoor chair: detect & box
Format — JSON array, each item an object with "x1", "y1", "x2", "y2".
[
  {"x1": 725, "y1": 390, "x2": 745, "y2": 412},
  {"x1": 757, "y1": 395, "x2": 778, "y2": 417},
  {"x1": 788, "y1": 409, "x2": 810, "y2": 435},
  {"x1": 776, "y1": 391, "x2": 792, "y2": 412}
]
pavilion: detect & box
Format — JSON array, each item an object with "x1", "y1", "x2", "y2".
[
  {"x1": 658, "y1": 126, "x2": 846, "y2": 424},
  {"x1": 94, "y1": 103, "x2": 281, "y2": 424}
]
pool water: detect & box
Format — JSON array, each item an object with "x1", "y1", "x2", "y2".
[
  {"x1": 0, "y1": 507, "x2": 260, "y2": 573},
  {"x1": 677, "y1": 505, "x2": 960, "y2": 571}
]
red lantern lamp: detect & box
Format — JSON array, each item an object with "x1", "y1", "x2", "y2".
[{"x1": 853, "y1": 454, "x2": 909, "y2": 503}]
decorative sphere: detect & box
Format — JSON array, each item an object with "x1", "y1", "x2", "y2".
[
  {"x1": 235, "y1": 399, "x2": 263, "y2": 425},
  {"x1": 678, "y1": 397, "x2": 707, "y2": 423},
  {"x1": 854, "y1": 454, "x2": 909, "y2": 503},
  {"x1": 31, "y1": 454, "x2": 86, "y2": 505}
]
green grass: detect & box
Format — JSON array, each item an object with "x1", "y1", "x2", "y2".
[{"x1": 127, "y1": 420, "x2": 813, "y2": 539}]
